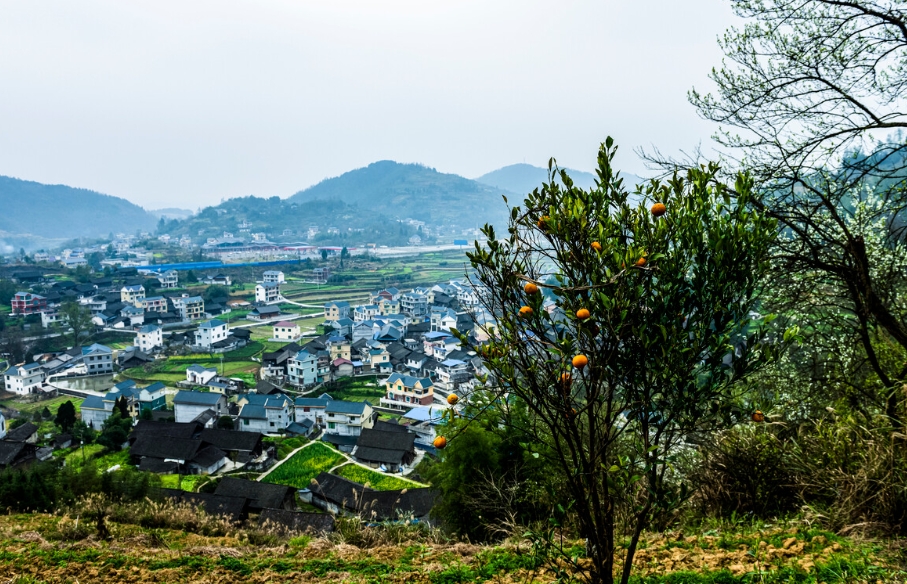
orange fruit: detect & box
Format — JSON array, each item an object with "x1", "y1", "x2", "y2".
[
  {"x1": 524, "y1": 282, "x2": 539, "y2": 295},
  {"x1": 566, "y1": 408, "x2": 578, "y2": 419},
  {"x1": 433, "y1": 436, "x2": 448, "y2": 449},
  {"x1": 537, "y1": 215, "x2": 550, "y2": 229},
  {"x1": 572, "y1": 354, "x2": 588, "y2": 369},
  {"x1": 651, "y1": 202, "x2": 667, "y2": 217},
  {"x1": 635, "y1": 257, "x2": 647, "y2": 267},
  {"x1": 560, "y1": 372, "x2": 572, "y2": 386},
  {"x1": 591, "y1": 241, "x2": 602, "y2": 252},
  {"x1": 751, "y1": 410, "x2": 765, "y2": 423},
  {"x1": 519, "y1": 306, "x2": 533, "y2": 317},
  {"x1": 447, "y1": 394, "x2": 459, "y2": 406},
  {"x1": 576, "y1": 308, "x2": 591, "y2": 320}
]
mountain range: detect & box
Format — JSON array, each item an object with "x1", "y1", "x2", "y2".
[
  {"x1": 1, "y1": 160, "x2": 646, "y2": 250},
  {"x1": 0, "y1": 175, "x2": 157, "y2": 251}
]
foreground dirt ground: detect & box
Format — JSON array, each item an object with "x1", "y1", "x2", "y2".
[{"x1": 0, "y1": 513, "x2": 900, "y2": 583}]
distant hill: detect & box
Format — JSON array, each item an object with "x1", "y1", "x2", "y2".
[
  {"x1": 475, "y1": 163, "x2": 644, "y2": 195},
  {"x1": 0, "y1": 176, "x2": 156, "y2": 246},
  {"x1": 150, "y1": 208, "x2": 194, "y2": 220},
  {"x1": 289, "y1": 161, "x2": 515, "y2": 228}
]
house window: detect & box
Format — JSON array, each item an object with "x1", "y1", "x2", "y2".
[
  {"x1": 328, "y1": 422, "x2": 335, "y2": 429},
  {"x1": 270, "y1": 422, "x2": 275, "y2": 427},
  {"x1": 243, "y1": 419, "x2": 249, "y2": 425},
  {"x1": 303, "y1": 407, "x2": 310, "y2": 412}
]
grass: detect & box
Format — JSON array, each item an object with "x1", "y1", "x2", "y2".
[
  {"x1": 159, "y1": 474, "x2": 207, "y2": 492},
  {"x1": 262, "y1": 442, "x2": 346, "y2": 489},
  {"x1": 0, "y1": 395, "x2": 84, "y2": 416},
  {"x1": 333, "y1": 463, "x2": 425, "y2": 491},
  {"x1": 0, "y1": 511, "x2": 901, "y2": 583},
  {"x1": 62, "y1": 444, "x2": 105, "y2": 467},
  {"x1": 322, "y1": 376, "x2": 386, "y2": 405}
]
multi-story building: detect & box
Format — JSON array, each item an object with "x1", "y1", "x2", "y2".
[
  {"x1": 3, "y1": 363, "x2": 45, "y2": 395},
  {"x1": 255, "y1": 282, "x2": 281, "y2": 303},
  {"x1": 156, "y1": 270, "x2": 179, "y2": 289},
  {"x1": 323, "y1": 301, "x2": 351, "y2": 322},
  {"x1": 352, "y1": 304, "x2": 380, "y2": 322},
  {"x1": 294, "y1": 395, "x2": 331, "y2": 426},
  {"x1": 11, "y1": 292, "x2": 47, "y2": 315},
  {"x1": 196, "y1": 319, "x2": 229, "y2": 349},
  {"x1": 134, "y1": 324, "x2": 163, "y2": 353},
  {"x1": 288, "y1": 350, "x2": 319, "y2": 387},
  {"x1": 272, "y1": 321, "x2": 300, "y2": 341},
  {"x1": 173, "y1": 390, "x2": 227, "y2": 423},
  {"x1": 400, "y1": 292, "x2": 429, "y2": 320},
  {"x1": 381, "y1": 373, "x2": 434, "y2": 410},
  {"x1": 141, "y1": 296, "x2": 168, "y2": 312},
  {"x1": 176, "y1": 296, "x2": 205, "y2": 321},
  {"x1": 324, "y1": 400, "x2": 375, "y2": 436},
  {"x1": 121, "y1": 285, "x2": 146, "y2": 307},
  {"x1": 262, "y1": 270, "x2": 285, "y2": 284},
  {"x1": 236, "y1": 393, "x2": 292, "y2": 432},
  {"x1": 81, "y1": 344, "x2": 114, "y2": 375}
]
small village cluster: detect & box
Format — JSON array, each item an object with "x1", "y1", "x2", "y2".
[{"x1": 0, "y1": 266, "x2": 503, "y2": 528}]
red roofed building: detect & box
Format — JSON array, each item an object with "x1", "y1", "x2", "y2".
[{"x1": 272, "y1": 320, "x2": 300, "y2": 341}]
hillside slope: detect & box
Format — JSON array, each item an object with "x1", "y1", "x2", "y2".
[
  {"x1": 289, "y1": 161, "x2": 514, "y2": 229},
  {"x1": 475, "y1": 163, "x2": 643, "y2": 195},
  {"x1": 0, "y1": 176, "x2": 156, "y2": 240}
]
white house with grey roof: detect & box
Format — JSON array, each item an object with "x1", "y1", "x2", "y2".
[
  {"x1": 294, "y1": 394, "x2": 332, "y2": 426},
  {"x1": 237, "y1": 393, "x2": 292, "y2": 432},
  {"x1": 172, "y1": 390, "x2": 227, "y2": 424},
  {"x1": 3, "y1": 363, "x2": 45, "y2": 395},
  {"x1": 134, "y1": 324, "x2": 163, "y2": 353},
  {"x1": 196, "y1": 319, "x2": 229, "y2": 349},
  {"x1": 81, "y1": 344, "x2": 113, "y2": 375},
  {"x1": 324, "y1": 400, "x2": 375, "y2": 437},
  {"x1": 262, "y1": 270, "x2": 285, "y2": 284},
  {"x1": 288, "y1": 350, "x2": 318, "y2": 387},
  {"x1": 255, "y1": 282, "x2": 281, "y2": 304}
]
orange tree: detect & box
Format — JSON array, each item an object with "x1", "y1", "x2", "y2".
[{"x1": 460, "y1": 138, "x2": 788, "y2": 584}]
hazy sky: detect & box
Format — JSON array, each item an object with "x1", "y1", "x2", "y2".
[{"x1": 0, "y1": 1, "x2": 738, "y2": 210}]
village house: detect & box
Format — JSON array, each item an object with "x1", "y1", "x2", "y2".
[
  {"x1": 323, "y1": 301, "x2": 350, "y2": 322},
  {"x1": 156, "y1": 270, "x2": 179, "y2": 289},
  {"x1": 248, "y1": 305, "x2": 281, "y2": 321},
  {"x1": 134, "y1": 324, "x2": 163, "y2": 353},
  {"x1": 195, "y1": 319, "x2": 229, "y2": 349},
  {"x1": 121, "y1": 285, "x2": 146, "y2": 307},
  {"x1": 3, "y1": 363, "x2": 45, "y2": 395},
  {"x1": 352, "y1": 424, "x2": 417, "y2": 472},
  {"x1": 237, "y1": 393, "x2": 292, "y2": 433},
  {"x1": 287, "y1": 350, "x2": 319, "y2": 386},
  {"x1": 10, "y1": 292, "x2": 47, "y2": 315},
  {"x1": 141, "y1": 295, "x2": 168, "y2": 312},
  {"x1": 81, "y1": 344, "x2": 114, "y2": 375},
  {"x1": 381, "y1": 373, "x2": 434, "y2": 410},
  {"x1": 203, "y1": 274, "x2": 232, "y2": 286},
  {"x1": 272, "y1": 320, "x2": 300, "y2": 341},
  {"x1": 294, "y1": 394, "x2": 331, "y2": 427},
  {"x1": 262, "y1": 270, "x2": 285, "y2": 284},
  {"x1": 324, "y1": 400, "x2": 375, "y2": 437},
  {"x1": 173, "y1": 390, "x2": 227, "y2": 424},
  {"x1": 255, "y1": 282, "x2": 281, "y2": 303},
  {"x1": 186, "y1": 364, "x2": 218, "y2": 386},
  {"x1": 175, "y1": 296, "x2": 205, "y2": 321}
]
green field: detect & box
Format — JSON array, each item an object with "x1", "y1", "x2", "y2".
[
  {"x1": 333, "y1": 463, "x2": 425, "y2": 491},
  {"x1": 262, "y1": 442, "x2": 346, "y2": 489},
  {"x1": 123, "y1": 341, "x2": 264, "y2": 383},
  {"x1": 322, "y1": 376, "x2": 387, "y2": 405},
  {"x1": 160, "y1": 474, "x2": 208, "y2": 492},
  {"x1": 0, "y1": 395, "x2": 83, "y2": 416}
]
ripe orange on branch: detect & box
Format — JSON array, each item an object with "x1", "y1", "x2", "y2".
[
  {"x1": 433, "y1": 436, "x2": 448, "y2": 449},
  {"x1": 651, "y1": 202, "x2": 667, "y2": 217},
  {"x1": 572, "y1": 354, "x2": 589, "y2": 369},
  {"x1": 591, "y1": 241, "x2": 602, "y2": 252},
  {"x1": 537, "y1": 215, "x2": 550, "y2": 229},
  {"x1": 447, "y1": 394, "x2": 459, "y2": 406},
  {"x1": 519, "y1": 306, "x2": 533, "y2": 317},
  {"x1": 524, "y1": 282, "x2": 539, "y2": 295},
  {"x1": 576, "y1": 308, "x2": 591, "y2": 320},
  {"x1": 635, "y1": 257, "x2": 647, "y2": 267},
  {"x1": 560, "y1": 372, "x2": 572, "y2": 386},
  {"x1": 751, "y1": 410, "x2": 765, "y2": 423}
]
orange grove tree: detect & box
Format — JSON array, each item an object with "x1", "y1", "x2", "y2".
[{"x1": 458, "y1": 138, "x2": 790, "y2": 584}]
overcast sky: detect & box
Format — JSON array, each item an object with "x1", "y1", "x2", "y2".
[{"x1": 0, "y1": 1, "x2": 738, "y2": 210}]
